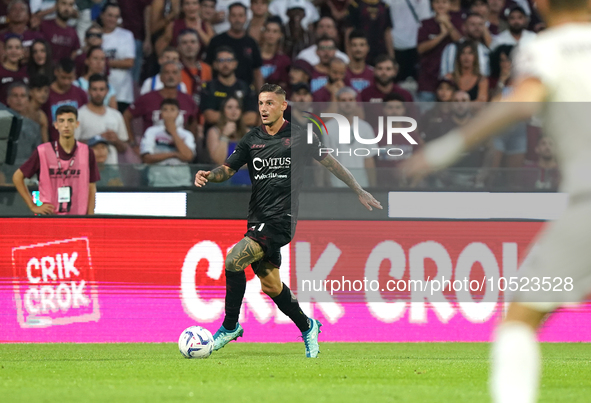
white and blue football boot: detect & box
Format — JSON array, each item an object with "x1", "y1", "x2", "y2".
[
  {"x1": 213, "y1": 324, "x2": 244, "y2": 351},
  {"x1": 301, "y1": 319, "x2": 322, "y2": 358}
]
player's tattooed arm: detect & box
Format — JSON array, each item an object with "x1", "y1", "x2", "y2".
[
  {"x1": 320, "y1": 154, "x2": 383, "y2": 211},
  {"x1": 194, "y1": 165, "x2": 236, "y2": 187},
  {"x1": 225, "y1": 237, "x2": 265, "y2": 272}
]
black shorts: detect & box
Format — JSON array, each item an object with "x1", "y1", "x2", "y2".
[{"x1": 245, "y1": 220, "x2": 294, "y2": 271}]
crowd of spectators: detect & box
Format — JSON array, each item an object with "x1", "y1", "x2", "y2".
[{"x1": 0, "y1": 0, "x2": 558, "y2": 190}]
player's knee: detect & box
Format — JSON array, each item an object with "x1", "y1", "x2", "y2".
[
  {"x1": 261, "y1": 282, "x2": 282, "y2": 298},
  {"x1": 225, "y1": 253, "x2": 243, "y2": 272}
]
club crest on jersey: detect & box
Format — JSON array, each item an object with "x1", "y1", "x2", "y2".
[{"x1": 282, "y1": 138, "x2": 291, "y2": 148}]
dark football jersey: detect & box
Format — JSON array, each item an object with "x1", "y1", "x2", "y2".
[{"x1": 224, "y1": 120, "x2": 326, "y2": 223}]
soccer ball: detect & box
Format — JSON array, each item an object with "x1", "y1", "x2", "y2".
[{"x1": 178, "y1": 326, "x2": 214, "y2": 359}]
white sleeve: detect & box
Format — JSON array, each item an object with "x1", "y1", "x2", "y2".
[
  {"x1": 513, "y1": 40, "x2": 557, "y2": 89},
  {"x1": 140, "y1": 78, "x2": 151, "y2": 95},
  {"x1": 140, "y1": 129, "x2": 155, "y2": 155},
  {"x1": 181, "y1": 129, "x2": 196, "y2": 156},
  {"x1": 115, "y1": 112, "x2": 129, "y2": 142},
  {"x1": 118, "y1": 30, "x2": 136, "y2": 59}
]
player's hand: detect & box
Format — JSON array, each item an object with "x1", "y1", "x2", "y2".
[
  {"x1": 194, "y1": 170, "x2": 210, "y2": 187},
  {"x1": 358, "y1": 190, "x2": 382, "y2": 211},
  {"x1": 31, "y1": 203, "x2": 55, "y2": 215}
]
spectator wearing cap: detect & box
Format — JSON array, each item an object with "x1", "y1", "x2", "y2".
[
  {"x1": 345, "y1": 30, "x2": 373, "y2": 93},
  {"x1": 0, "y1": 0, "x2": 42, "y2": 61},
  {"x1": 440, "y1": 12, "x2": 491, "y2": 78},
  {"x1": 101, "y1": 2, "x2": 136, "y2": 113},
  {"x1": 387, "y1": 0, "x2": 431, "y2": 82},
  {"x1": 206, "y1": 2, "x2": 263, "y2": 88},
  {"x1": 269, "y1": 0, "x2": 319, "y2": 32},
  {"x1": 177, "y1": 29, "x2": 212, "y2": 104},
  {"x1": 201, "y1": 46, "x2": 258, "y2": 127},
  {"x1": 260, "y1": 16, "x2": 291, "y2": 90},
  {"x1": 344, "y1": 0, "x2": 394, "y2": 66},
  {"x1": 416, "y1": 0, "x2": 463, "y2": 103},
  {"x1": 140, "y1": 47, "x2": 189, "y2": 96},
  {"x1": 6, "y1": 81, "x2": 42, "y2": 162},
  {"x1": 76, "y1": 74, "x2": 129, "y2": 165},
  {"x1": 282, "y1": 0, "x2": 313, "y2": 60},
  {"x1": 288, "y1": 82, "x2": 312, "y2": 126},
  {"x1": 39, "y1": 0, "x2": 80, "y2": 62},
  {"x1": 140, "y1": 98, "x2": 196, "y2": 187},
  {"x1": 87, "y1": 134, "x2": 124, "y2": 187},
  {"x1": 296, "y1": 16, "x2": 349, "y2": 66},
  {"x1": 43, "y1": 58, "x2": 88, "y2": 142},
  {"x1": 490, "y1": 5, "x2": 536, "y2": 50},
  {"x1": 248, "y1": 0, "x2": 270, "y2": 44},
  {"x1": 0, "y1": 34, "x2": 28, "y2": 105},
  {"x1": 156, "y1": 0, "x2": 215, "y2": 59}
]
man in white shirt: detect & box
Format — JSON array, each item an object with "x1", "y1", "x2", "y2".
[
  {"x1": 387, "y1": 0, "x2": 431, "y2": 81},
  {"x1": 140, "y1": 47, "x2": 188, "y2": 95},
  {"x1": 100, "y1": 2, "x2": 135, "y2": 113},
  {"x1": 75, "y1": 74, "x2": 129, "y2": 165},
  {"x1": 140, "y1": 98, "x2": 196, "y2": 187},
  {"x1": 490, "y1": 5, "x2": 536, "y2": 50},
  {"x1": 322, "y1": 87, "x2": 377, "y2": 188},
  {"x1": 296, "y1": 16, "x2": 349, "y2": 65},
  {"x1": 213, "y1": 0, "x2": 250, "y2": 34}
]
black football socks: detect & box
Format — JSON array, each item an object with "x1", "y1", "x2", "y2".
[
  {"x1": 272, "y1": 283, "x2": 310, "y2": 332},
  {"x1": 222, "y1": 270, "x2": 246, "y2": 330}
]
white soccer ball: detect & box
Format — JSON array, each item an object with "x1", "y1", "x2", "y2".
[{"x1": 178, "y1": 326, "x2": 214, "y2": 359}]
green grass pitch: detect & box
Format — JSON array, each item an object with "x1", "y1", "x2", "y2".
[{"x1": 1, "y1": 343, "x2": 591, "y2": 402}]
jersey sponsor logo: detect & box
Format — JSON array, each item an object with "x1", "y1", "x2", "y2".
[
  {"x1": 213, "y1": 91, "x2": 227, "y2": 97},
  {"x1": 282, "y1": 138, "x2": 291, "y2": 148},
  {"x1": 253, "y1": 172, "x2": 288, "y2": 180},
  {"x1": 252, "y1": 157, "x2": 291, "y2": 171},
  {"x1": 251, "y1": 144, "x2": 266, "y2": 149}
]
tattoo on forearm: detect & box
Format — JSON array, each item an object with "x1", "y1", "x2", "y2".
[
  {"x1": 225, "y1": 237, "x2": 265, "y2": 272},
  {"x1": 208, "y1": 165, "x2": 235, "y2": 182},
  {"x1": 322, "y1": 156, "x2": 363, "y2": 193}
]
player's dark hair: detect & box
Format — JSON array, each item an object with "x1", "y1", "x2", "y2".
[
  {"x1": 86, "y1": 45, "x2": 103, "y2": 59},
  {"x1": 549, "y1": 0, "x2": 588, "y2": 10},
  {"x1": 374, "y1": 54, "x2": 398, "y2": 68},
  {"x1": 260, "y1": 83, "x2": 286, "y2": 99},
  {"x1": 55, "y1": 105, "x2": 78, "y2": 119},
  {"x1": 88, "y1": 73, "x2": 108, "y2": 87},
  {"x1": 348, "y1": 30, "x2": 367, "y2": 43},
  {"x1": 215, "y1": 46, "x2": 236, "y2": 59},
  {"x1": 29, "y1": 74, "x2": 50, "y2": 89},
  {"x1": 57, "y1": 57, "x2": 76, "y2": 74},
  {"x1": 316, "y1": 35, "x2": 336, "y2": 47},
  {"x1": 160, "y1": 98, "x2": 180, "y2": 109}
]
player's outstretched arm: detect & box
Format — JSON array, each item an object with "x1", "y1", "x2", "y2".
[
  {"x1": 403, "y1": 77, "x2": 547, "y2": 181},
  {"x1": 320, "y1": 154, "x2": 383, "y2": 211},
  {"x1": 194, "y1": 165, "x2": 236, "y2": 187}
]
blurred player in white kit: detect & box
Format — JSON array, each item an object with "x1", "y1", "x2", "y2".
[{"x1": 404, "y1": 0, "x2": 591, "y2": 402}]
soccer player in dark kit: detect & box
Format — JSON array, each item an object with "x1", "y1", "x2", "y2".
[{"x1": 194, "y1": 83, "x2": 382, "y2": 358}]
